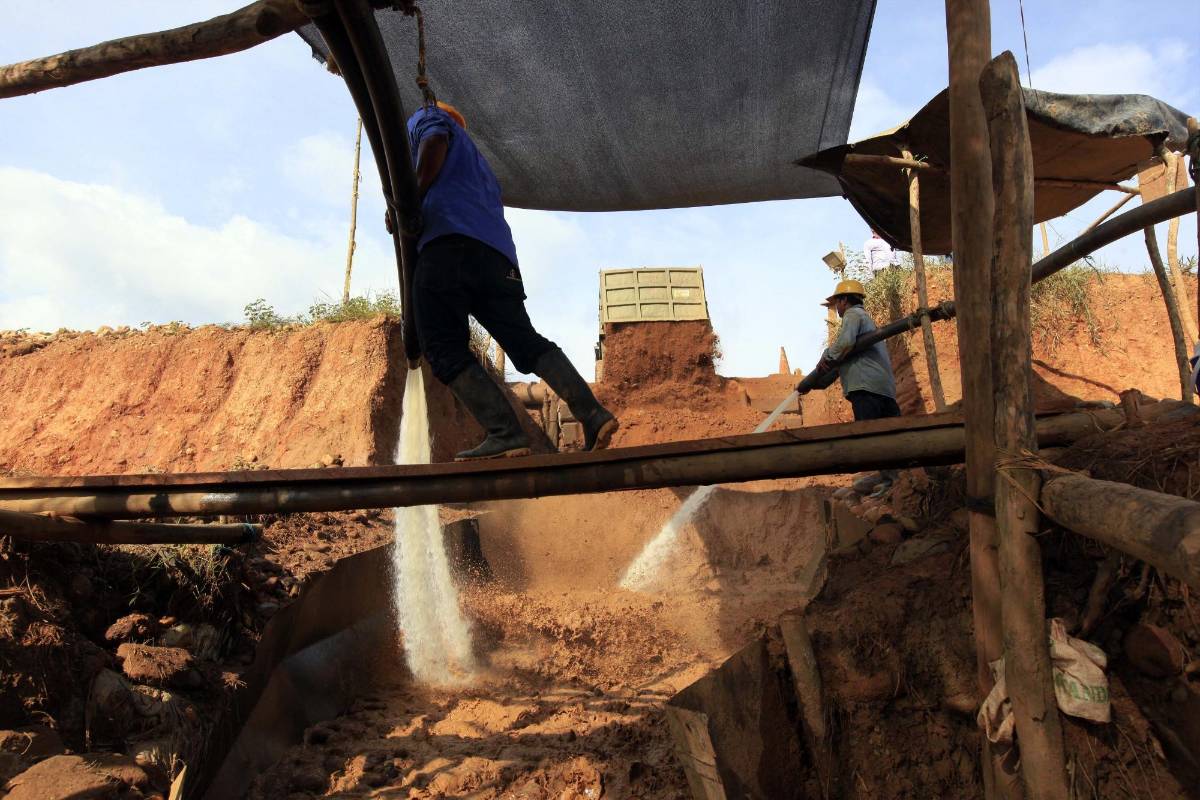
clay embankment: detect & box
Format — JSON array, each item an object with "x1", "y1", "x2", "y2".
[
  {"x1": 888, "y1": 271, "x2": 1198, "y2": 413},
  {"x1": 0, "y1": 318, "x2": 548, "y2": 476}
]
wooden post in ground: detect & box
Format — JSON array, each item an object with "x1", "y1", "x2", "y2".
[
  {"x1": 945, "y1": 2, "x2": 1006, "y2": 795},
  {"x1": 1144, "y1": 224, "x2": 1193, "y2": 401},
  {"x1": 982, "y1": 52, "x2": 1069, "y2": 800},
  {"x1": 1191, "y1": 119, "x2": 1200, "y2": 339},
  {"x1": 1157, "y1": 144, "x2": 1196, "y2": 343},
  {"x1": 343, "y1": 117, "x2": 363, "y2": 304},
  {"x1": 901, "y1": 145, "x2": 948, "y2": 410}
]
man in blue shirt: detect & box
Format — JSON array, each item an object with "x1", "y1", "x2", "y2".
[{"x1": 400, "y1": 101, "x2": 617, "y2": 460}]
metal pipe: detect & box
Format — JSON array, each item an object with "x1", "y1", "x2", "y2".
[
  {"x1": 799, "y1": 186, "x2": 1197, "y2": 390},
  {"x1": 316, "y1": 0, "x2": 422, "y2": 363},
  {"x1": 0, "y1": 509, "x2": 259, "y2": 545},
  {"x1": 0, "y1": 408, "x2": 1133, "y2": 519}
]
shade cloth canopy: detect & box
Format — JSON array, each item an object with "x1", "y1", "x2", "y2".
[
  {"x1": 300, "y1": 0, "x2": 876, "y2": 211},
  {"x1": 797, "y1": 82, "x2": 1191, "y2": 254}
]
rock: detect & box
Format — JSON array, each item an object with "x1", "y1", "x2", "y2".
[
  {"x1": 320, "y1": 453, "x2": 343, "y2": 467},
  {"x1": 831, "y1": 487, "x2": 858, "y2": 501},
  {"x1": 1124, "y1": 623, "x2": 1186, "y2": 678},
  {"x1": 105, "y1": 613, "x2": 159, "y2": 643},
  {"x1": 159, "y1": 622, "x2": 221, "y2": 660},
  {"x1": 0, "y1": 726, "x2": 64, "y2": 761},
  {"x1": 891, "y1": 536, "x2": 952, "y2": 566},
  {"x1": 869, "y1": 523, "x2": 903, "y2": 544},
  {"x1": 862, "y1": 505, "x2": 891, "y2": 525},
  {"x1": 116, "y1": 643, "x2": 201, "y2": 689},
  {"x1": 895, "y1": 514, "x2": 920, "y2": 533},
  {"x1": 0, "y1": 752, "x2": 23, "y2": 786},
  {"x1": 290, "y1": 764, "x2": 329, "y2": 793},
  {"x1": 4, "y1": 753, "x2": 152, "y2": 799},
  {"x1": 830, "y1": 503, "x2": 873, "y2": 549}
]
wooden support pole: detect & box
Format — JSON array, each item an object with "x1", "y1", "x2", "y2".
[
  {"x1": 1156, "y1": 144, "x2": 1196, "y2": 343},
  {"x1": 982, "y1": 52, "x2": 1069, "y2": 800},
  {"x1": 841, "y1": 155, "x2": 1139, "y2": 194},
  {"x1": 1189, "y1": 118, "x2": 1200, "y2": 340},
  {"x1": 1041, "y1": 473, "x2": 1200, "y2": 591},
  {"x1": 1039, "y1": 223, "x2": 1050, "y2": 256},
  {"x1": 902, "y1": 145, "x2": 948, "y2": 410},
  {"x1": 945, "y1": 0, "x2": 1004, "y2": 735},
  {"x1": 342, "y1": 117, "x2": 363, "y2": 304},
  {"x1": 0, "y1": 509, "x2": 259, "y2": 546},
  {"x1": 1144, "y1": 224, "x2": 1193, "y2": 402},
  {"x1": 1081, "y1": 193, "x2": 1134, "y2": 234},
  {"x1": 0, "y1": 0, "x2": 307, "y2": 100}
]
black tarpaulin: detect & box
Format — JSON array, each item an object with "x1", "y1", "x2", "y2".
[
  {"x1": 797, "y1": 78, "x2": 1191, "y2": 255},
  {"x1": 299, "y1": 1, "x2": 876, "y2": 211}
]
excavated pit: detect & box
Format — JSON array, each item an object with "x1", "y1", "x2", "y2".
[{"x1": 5, "y1": 278, "x2": 1199, "y2": 798}]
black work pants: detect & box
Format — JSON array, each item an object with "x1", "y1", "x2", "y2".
[
  {"x1": 414, "y1": 234, "x2": 556, "y2": 384},
  {"x1": 847, "y1": 390, "x2": 902, "y2": 422}
]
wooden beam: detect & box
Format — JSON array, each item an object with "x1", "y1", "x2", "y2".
[
  {"x1": 0, "y1": 0, "x2": 308, "y2": 100},
  {"x1": 1041, "y1": 474, "x2": 1200, "y2": 591},
  {"x1": 945, "y1": 0, "x2": 1003, "y2": 730},
  {"x1": 1157, "y1": 146, "x2": 1196, "y2": 343},
  {"x1": 1144, "y1": 224, "x2": 1193, "y2": 402},
  {"x1": 983, "y1": 52, "x2": 1069, "y2": 800},
  {"x1": 0, "y1": 509, "x2": 259, "y2": 545},
  {"x1": 842, "y1": 155, "x2": 1139, "y2": 195},
  {"x1": 902, "y1": 145, "x2": 948, "y2": 410},
  {"x1": 1081, "y1": 193, "x2": 1134, "y2": 234}
]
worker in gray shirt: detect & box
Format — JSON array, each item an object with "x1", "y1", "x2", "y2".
[{"x1": 796, "y1": 278, "x2": 900, "y2": 495}]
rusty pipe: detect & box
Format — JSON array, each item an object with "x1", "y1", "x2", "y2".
[
  {"x1": 0, "y1": 408, "x2": 1136, "y2": 519},
  {"x1": 0, "y1": 509, "x2": 259, "y2": 545}
]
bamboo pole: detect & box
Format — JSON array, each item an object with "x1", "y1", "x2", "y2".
[
  {"x1": 1041, "y1": 473, "x2": 1200, "y2": 591},
  {"x1": 1144, "y1": 224, "x2": 1193, "y2": 402},
  {"x1": 902, "y1": 145, "x2": 947, "y2": 410},
  {"x1": 0, "y1": 0, "x2": 307, "y2": 100},
  {"x1": 0, "y1": 409, "x2": 1133, "y2": 520},
  {"x1": 982, "y1": 52, "x2": 1068, "y2": 799},
  {"x1": 945, "y1": 0, "x2": 1004, "y2": 740},
  {"x1": 1157, "y1": 145, "x2": 1196, "y2": 343},
  {"x1": 1039, "y1": 223, "x2": 1050, "y2": 256},
  {"x1": 1081, "y1": 193, "x2": 1134, "y2": 234},
  {"x1": 839, "y1": 156, "x2": 1138, "y2": 195},
  {"x1": 0, "y1": 509, "x2": 259, "y2": 545},
  {"x1": 342, "y1": 117, "x2": 363, "y2": 304}
]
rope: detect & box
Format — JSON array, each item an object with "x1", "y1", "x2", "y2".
[
  {"x1": 1017, "y1": 0, "x2": 1036, "y2": 91},
  {"x1": 400, "y1": 3, "x2": 437, "y2": 109}
]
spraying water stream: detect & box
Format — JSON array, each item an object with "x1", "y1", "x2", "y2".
[
  {"x1": 619, "y1": 391, "x2": 799, "y2": 591},
  {"x1": 392, "y1": 369, "x2": 476, "y2": 684}
]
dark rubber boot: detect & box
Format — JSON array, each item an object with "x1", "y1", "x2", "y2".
[
  {"x1": 533, "y1": 348, "x2": 619, "y2": 451},
  {"x1": 447, "y1": 363, "x2": 531, "y2": 461}
]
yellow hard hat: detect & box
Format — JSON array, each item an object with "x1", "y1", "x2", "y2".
[
  {"x1": 436, "y1": 101, "x2": 467, "y2": 129},
  {"x1": 824, "y1": 279, "x2": 866, "y2": 304}
]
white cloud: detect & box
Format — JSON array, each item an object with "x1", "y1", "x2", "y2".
[
  {"x1": 848, "y1": 78, "x2": 913, "y2": 142},
  {"x1": 1030, "y1": 41, "x2": 1191, "y2": 101},
  {"x1": 0, "y1": 167, "x2": 390, "y2": 331},
  {"x1": 278, "y1": 130, "x2": 382, "y2": 207}
]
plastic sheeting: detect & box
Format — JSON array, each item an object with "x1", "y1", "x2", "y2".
[
  {"x1": 797, "y1": 75, "x2": 1192, "y2": 254},
  {"x1": 299, "y1": 1, "x2": 876, "y2": 211}
]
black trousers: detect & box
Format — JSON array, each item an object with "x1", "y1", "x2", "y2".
[
  {"x1": 847, "y1": 390, "x2": 902, "y2": 422},
  {"x1": 414, "y1": 234, "x2": 556, "y2": 384}
]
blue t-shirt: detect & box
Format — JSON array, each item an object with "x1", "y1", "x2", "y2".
[{"x1": 407, "y1": 106, "x2": 518, "y2": 266}]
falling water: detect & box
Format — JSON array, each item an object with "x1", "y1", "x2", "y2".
[
  {"x1": 619, "y1": 391, "x2": 799, "y2": 591},
  {"x1": 392, "y1": 368, "x2": 476, "y2": 684}
]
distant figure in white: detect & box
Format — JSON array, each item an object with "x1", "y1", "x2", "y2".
[{"x1": 860, "y1": 230, "x2": 899, "y2": 281}]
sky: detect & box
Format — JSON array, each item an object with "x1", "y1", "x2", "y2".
[{"x1": 1, "y1": 1, "x2": 1196, "y2": 380}]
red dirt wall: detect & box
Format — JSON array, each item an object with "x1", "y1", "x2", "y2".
[{"x1": 0, "y1": 319, "x2": 546, "y2": 476}]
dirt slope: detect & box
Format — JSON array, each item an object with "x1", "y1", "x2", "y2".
[
  {"x1": 889, "y1": 271, "x2": 1197, "y2": 413},
  {"x1": 0, "y1": 319, "x2": 548, "y2": 476}
]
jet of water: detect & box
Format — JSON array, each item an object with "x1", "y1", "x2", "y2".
[
  {"x1": 619, "y1": 391, "x2": 799, "y2": 591},
  {"x1": 392, "y1": 368, "x2": 476, "y2": 685}
]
